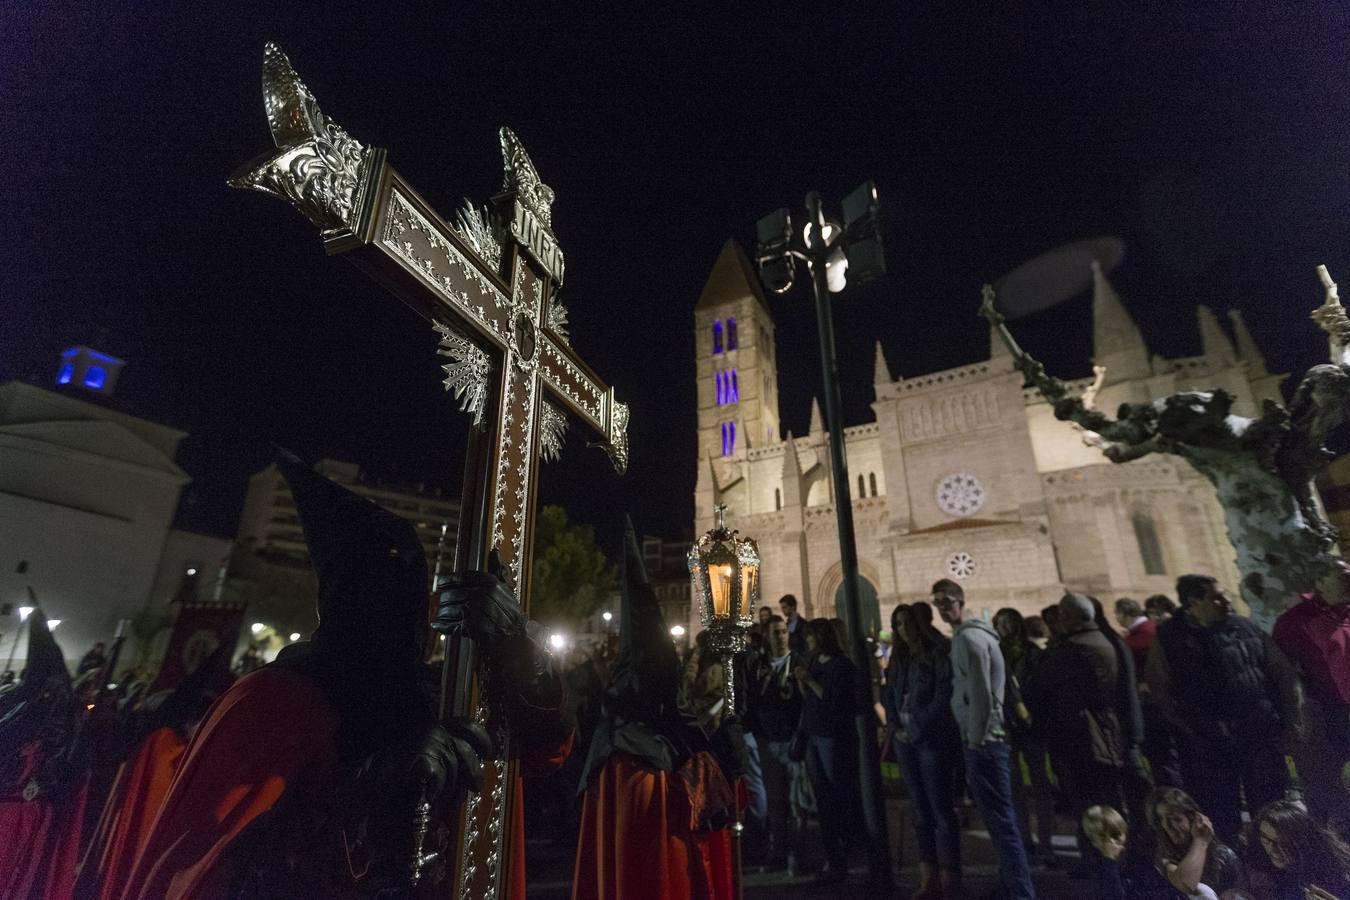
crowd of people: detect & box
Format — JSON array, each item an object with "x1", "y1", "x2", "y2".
[
  {"x1": 660, "y1": 570, "x2": 1349, "y2": 899},
  {"x1": 5, "y1": 500, "x2": 1350, "y2": 900}
]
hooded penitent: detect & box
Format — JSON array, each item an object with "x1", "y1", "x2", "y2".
[
  {"x1": 273, "y1": 450, "x2": 435, "y2": 762},
  {"x1": 578, "y1": 519, "x2": 701, "y2": 789},
  {"x1": 0, "y1": 610, "x2": 84, "y2": 800}
]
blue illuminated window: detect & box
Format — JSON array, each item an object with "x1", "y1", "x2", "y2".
[
  {"x1": 715, "y1": 372, "x2": 725, "y2": 405},
  {"x1": 83, "y1": 366, "x2": 106, "y2": 389},
  {"x1": 57, "y1": 363, "x2": 74, "y2": 385},
  {"x1": 728, "y1": 317, "x2": 738, "y2": 350},
  {"x1": 713, "y1": 320, "x2": 724, "y2": 354},
  {"x1": 720, "y1": 420, "x2": 736, "y2": 456},
  {"x1": 730, "y1": 370, "x2": 739, "y2": 403}
]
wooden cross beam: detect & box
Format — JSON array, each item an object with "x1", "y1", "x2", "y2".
[{"x1": 230, "y1": 43, "x2": 628, "y2": 899}]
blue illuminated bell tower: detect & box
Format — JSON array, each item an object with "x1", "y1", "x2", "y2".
[{"x1": 56, "y1": 346, "x2": 126, "y2": 396}]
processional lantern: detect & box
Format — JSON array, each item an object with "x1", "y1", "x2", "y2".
[{"x1": 687, "y1": 504, "x2": 759, "y2": 713}]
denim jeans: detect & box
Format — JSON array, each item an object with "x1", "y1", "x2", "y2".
[
  {"x1": 760, "y1": 738, "x2": 808, "y2": 854},
  {"x1": 895, "y1": 738, "x2": 961, "y2": 869},
  {"x1": 741, "y1": 731, "x2": 768, "y2": 825},
  {"x1": 965, "y1": 741, "x2": 1036, "y2": 900},
  {"x1": 806, "y1": 734, "x2": 860, "y2": 868}
]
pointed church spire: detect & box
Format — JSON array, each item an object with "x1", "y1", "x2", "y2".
[
  {"x1": 873, "y1": 341, "x2": 893, "y2": 385},
  {"x1": 1091, "y1": 260, "x2": 1150, "y2": 383},
  {"x1": 808, "y1": 398, "x2": 823, "y2": 436},
  {"x1": 781, "y1": 432, "x2": 803, "y2": 509},
  {"x1": 1196, "y1": 306, "x2": 1237, "y2": 367},
  {"x1": 1227, "y1": 309, "x2": 1268, "y2": 375},
  {"x1": 988, "y1": 322, "x2": 1010, "y2": 360},
  {"x1": 695, "y1": 239, "x2": 772, "y2": 315}
]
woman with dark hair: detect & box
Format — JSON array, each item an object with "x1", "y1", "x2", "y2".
[
  {"x1": 793, "y1": 617, "x2": 860, "y2": 884},
  {"x1": 1143, "y1": 787, "x2": 1243, "y2": 897},
  {"x1": 886, "y1": 602, "x2": 961, "y2": 899},
  {"x1": 1248, "y1": 800, "x2": 1350, "y2": 900},
  {"x1": 992, "y1": 606, "x2": 1057, "y2": 867}
]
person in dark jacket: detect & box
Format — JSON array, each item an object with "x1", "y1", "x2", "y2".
[
  {"x1": 1146, "y1": 574, "x2": 1304, "y2": 845},
  {"x1": 886, "y1": 602, "x2": 961, "y2": 900},
  {"x1": 1025, "y1": 593, "x2": 1126, "y2": 875},
  {"x1": 793, "y1": 617, "x2": 861, "y2": 885},
  {"x1": 745, "y1": 614, "x2": 807, "y2": 870},
  {"x1": 994, "y1": 607, "x2": 1058, "y2": 868}
]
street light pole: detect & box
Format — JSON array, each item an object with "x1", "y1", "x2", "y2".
[{"x1": 800, "y1": 191, "x2": 892, "y2": 887}]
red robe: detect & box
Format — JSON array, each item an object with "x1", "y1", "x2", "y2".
[
  {"x1": 89, "y1": 727, "x2": 189, "y2": 900},
  {"x1": 0, "y1": 740, "x2": 90, "y2": 900},
  {"x1": 571, "y1": 750, "x2": 734, "y2": 900},
  {"x1": 118, "y1": 664, "x2": 571, "y2": 899}
]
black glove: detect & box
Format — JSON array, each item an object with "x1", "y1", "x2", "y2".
[
  {"x1": 354, "y1": 718, "x2": 494, "y2": 897},
  {"x1": 432, "y1": 550, "x2": 526, "y2": 654}
]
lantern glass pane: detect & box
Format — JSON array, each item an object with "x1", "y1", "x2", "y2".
[
  {"x1": 740, "y1": 561, "x2": 759, "y2": 617},
  {"x1": 710, "y1": 561, "x2": 735, "y2": 617}
]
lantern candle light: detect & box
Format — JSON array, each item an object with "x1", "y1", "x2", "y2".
[{"x1": 688, "y1": 504, "x2": 760, "y2": 713}]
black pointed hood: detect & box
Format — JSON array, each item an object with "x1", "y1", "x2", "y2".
[
  {"x1": 605, "y1": 518, "x2": 681, "y2": 722},
  {"x1": 275, "y1": 450, "x2": 429, "y2": 666},
  {"x1": 20, "y1": 610, "x2": 70, "y2": 699}
]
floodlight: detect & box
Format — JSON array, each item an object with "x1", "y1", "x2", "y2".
[
  {"x1": 289, "y1": 632, "x2": 301, "y2": 642},
  {"x1": 601, "y1": 611, "x2": 612, "y2": 622},
  {"x1": 756, "y1": 208, "x2": 796, "y2": 294},
  {"x1": 669, "y1": 624, "x2": 687, "y2": 638},
  {"x1": 17, "y1": 606, "x2": 33, "y2": 622},
  {"x1": 251, "y1": 622, "x2": 265, "y2": 635},
  {"x1": 48, "y1": 619, "x2": 61, "y2": 629},
  {"x1": 548, "y1": 633, "x2": 567, "y2": 651},
  {"x1": 841, "y1": 180, "x2": 878, "y2": 227}
]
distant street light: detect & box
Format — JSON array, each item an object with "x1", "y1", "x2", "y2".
[
  {"x1": 47, "y1": 619, "x2": 61, "y2": 630},
  {"x1": 669, "y1": 624, "x2": 686, "y2": 638},
  {"x1": 17, "y1": 606, "x2": 33, "y2": 622},
  {"x1": 601, "y1": 611, "x2": 613, "y2": 623},
  {"x1": 289, "y1": 632, "x2": 301, "y2": 642},
  {"x1": 251, "y1": 622, "x2": 266, "y2": 635},
  {"x1": 548, "y1": 632, "x2": 567, "y2": 651},
  {"x1": 186, "y1": 568, "x2": 197, "y2": 576}
]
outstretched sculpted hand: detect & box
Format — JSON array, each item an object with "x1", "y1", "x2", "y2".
[{"x1": 432, "y1": 550, "x2": 526, "y2": 653}]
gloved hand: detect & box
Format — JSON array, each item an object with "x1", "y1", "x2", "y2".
[
  {"x1": 355, "y1": 718, "x2": 494, "y2": 897},
  {"x1": 354, "y1": 717, "x2": 495, "y2": 806},
  {"x1": 432, "y1": 550, "x2": 526, "y2": 654}
]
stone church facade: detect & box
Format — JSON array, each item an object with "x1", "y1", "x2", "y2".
[{"x1": 692, "y1": 240, "x2": 1285, "y2": 630}]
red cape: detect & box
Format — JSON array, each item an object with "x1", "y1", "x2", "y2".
[
  {"x1": 571, "y1": 750, "x2": 734, "y2": 900},
  {"x1": 117, "y1": 666, "x2": 340, "y2": 899},
  {"x1": 118, "y1": 663, "x2": 573, "y2": 900},
  {"x1": 88, "y1": 727, "x2": 188, "y2": 900},
  {"x1": 0, "y1": 741, "x2": 90, "y2": 900}
]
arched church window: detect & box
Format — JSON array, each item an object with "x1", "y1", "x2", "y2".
[
  {"x1": 857, "y1": 475, "x2": 866, "y2": 497},
  {"x1": 1132, "y1": 512, "x2": 1166, "y2": 575},
  {"x1": 727, "y1": 317, "x2": 738, "y2": 350},
  {"x1": 730, "y1": 370, "x2": 739, "y2": 403},
  {"x1": 869, "y1": 473, "x2": 878, "y2": 497},
  {"x1": 721, "y1": 420, "x2": 735, "y2": 456},
  {"x1": 775, "y1": 488, "x2": 782, "y2": 510},
  {"x1": 713, "y1": 319, "x2": 724, "y2": 354},
  {"x1": 715, "y1": 371, "x2": 725, "y2": 405}
]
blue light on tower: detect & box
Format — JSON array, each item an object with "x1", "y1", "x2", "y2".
[
  {"x1": 57, "y1": 363, "x2": 74, "y2": 384},
  {"x1": 83, "y1": 366, "x2": 106, "y2": 389}
]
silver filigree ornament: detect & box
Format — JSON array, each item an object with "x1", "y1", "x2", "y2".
[
  {"x1": 434, "y1": 322, "x2": 492, "y2": 429},
  {"x1": 454, "y1": 198, "x2": 502, "y2": 272},
  {"x1": 540, "y1": 400, "x2": 568, "y2": 463},
  {"x1": 547, "y1": 297, "x2": 570, "y2": 345},
  {"x1": 499, "y1": 127, "x2": 555, "y2": 229},
  {"x1": 229, "y1": 43, "x2": 373, "y2": 233},
  {"x1": 590, "y1": 400, "x2": 630, "y2": 475}
]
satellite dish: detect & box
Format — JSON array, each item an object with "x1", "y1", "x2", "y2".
[{"x1": 994, "y1": 237, "x2": 1125, "y2": 318}]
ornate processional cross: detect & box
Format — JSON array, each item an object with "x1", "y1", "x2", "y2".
[{"x1": 230, "y1": 44, "x2": 628, "y2": 899}]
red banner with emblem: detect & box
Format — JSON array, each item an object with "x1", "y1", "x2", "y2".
[{"x1": 151, "y1": 601, "x2": 245, "y2": 691}]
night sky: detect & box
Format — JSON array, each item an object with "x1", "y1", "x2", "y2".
[{"x1": 6, "y1": 4, "x2": 1350, "y2": 551}]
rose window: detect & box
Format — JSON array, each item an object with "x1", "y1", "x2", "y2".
[
  {"x1": 947, "y1": 552, "x2": 976, "y2": 579},
  {"x1": 936, "y1": 473, "x2": 985, "y2": 517}
]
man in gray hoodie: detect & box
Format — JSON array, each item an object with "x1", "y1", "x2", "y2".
[{"x1": 932, "y1": 578, "x2": 1036, "y2": 900}]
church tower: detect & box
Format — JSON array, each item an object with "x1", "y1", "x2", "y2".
[{"x1": 693, "y1": 239, "x2": 781, "y2": 464}]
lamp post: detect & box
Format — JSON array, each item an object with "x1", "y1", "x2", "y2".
[
  {"x1": 754, "y1": 183, "x2": 891, "y2": 886},
  {"x1": 687, "y1": 504, "x2": 758, "y2": 899}
]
